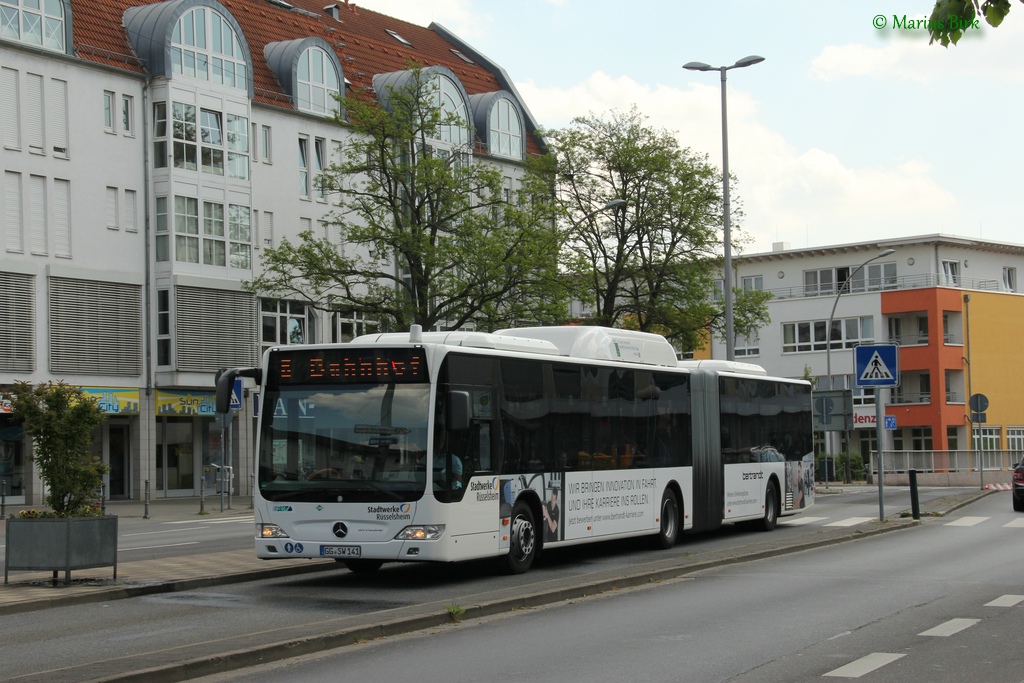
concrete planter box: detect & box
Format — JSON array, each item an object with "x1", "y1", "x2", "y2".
[{"x1": 4, "y1": 515, "x2": 118, "y2": 585}]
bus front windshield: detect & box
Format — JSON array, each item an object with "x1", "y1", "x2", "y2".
[{"x1": 258, "y1": 383, "x2": 430, "y2": 503}]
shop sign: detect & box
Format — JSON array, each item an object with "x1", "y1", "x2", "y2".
[
  {"x1": 80, "y1": 388, "x2": 141, "y2": 415},
  {"x1": 156, "y1": 390, "x2": 217, "y2": 415}
]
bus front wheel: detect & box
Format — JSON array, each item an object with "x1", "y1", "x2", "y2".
[
  {"x1": 758, "y1": 482, "x2": 779, "y2": 532},
  {"x1": 653, "y1": 489, "x2": 679, "y2": 549},
  {"x1": 505, "y1": 500, "x2": 538, "y2": 574},
  {"x1": 343, "y1": 559, "x2": 384, "y2": 574}
]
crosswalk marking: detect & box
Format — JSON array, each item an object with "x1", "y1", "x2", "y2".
[
  {"x1": 985, "y1": 594, "x2": 1024, "y2": 607},
  {"x1": 918, "y1": 618, "x2": 979, "y2": 637},
  {"x1": 944, "y1": 516, "x2": 989, "y2": 527},
  {"x1": 824, "y1": 517, "x2": 874, "y2": 527},
  {"x1": 823, "y1": 653, "x2": 905, "y2": 678},
  {"x1": 1003, "y1": 518, "x2": 1024, "y2": 528},
  {"x1": 779, "y1": 516, "x2": 827, "y2": 526}
]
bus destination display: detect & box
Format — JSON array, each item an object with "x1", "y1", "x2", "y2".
[{"x1": 268, "y1": 347, "x2": 427, "y2": 385}]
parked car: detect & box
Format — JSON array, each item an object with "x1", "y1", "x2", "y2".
[{"x1": 1014, "y1": 458, "x2": 1024, "y2": 512}]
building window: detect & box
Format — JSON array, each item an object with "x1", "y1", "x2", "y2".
[
  {"x1": 125, "y1": 189, "x2": 137, "y2": 232},
  {"x1": 153, "y1": 101, "x2": 168, "y2": 168},
  {"x1": 489, "y1": 98, "x2": 522, "y2": 160},
  {"x1": 1004, "y1": 267, "x2": 1017, "y2": 293},
  {"x1": 262, "y1": 210, "x2": 274, "y2": 247},
  {"x1": 0, "y1": 0, "x2": 66, "y2": 52},
  {"x1": 172, "y1": 102, "x2": 197, "y2": 171},
  {"x1": 51, "y1": 77, "x2": 68, "y2": 155},
  {"x1": 1008, "y1": 427, "x2": 1024, "y2": 452},
  {"x1": 803, "y1": 268, "x2": 834, "y2": 297},
  {"x1": 742, "y1": 275, "x2": 763, "y2": 291},
  {"x1": 851, "y1": 261, "x2": 897, "y2": 291},
  {"x1": 227, "y1": 114, "x2": 249, "y2": 180},
  {"x1": 228, "y1": 204, "x2": 251, "y2": 269},
  {"x1": 2, "y1": 67, "x2": 21, "y2": 150},
  {"x1": 314, "y1": 137, "x2": 326, "y2": 199},
  {"x1": 155, "y1": 196, "x2": 169, "y2": 261},
  {"x1": 297, "y1": 47, "x2": 340, "y2": 115},
  {"x1": 174, "y1": 195, "x2": 199, "y2": 263},
  {"x1": 331, "y1": 309, "x2": 378, "y2": 342},
  {"x1": 28, "y1": 174, "x2": 46, "y2": 255},
  {"x1": 4, "y1": 171, "x2": 24, "y2": 253},
  {"x1": 157, "y1": 289, "x2": 171, "y2": 366},
  {"x1": 262, "y1": 300, "x2": 315, "y2": 353},
  {"x1": 435, "y1": 74, "x2": 469, "y2": 146},
  {"x1": 202, "y1": 201, "x2": 225, "y2": 265},
  {"x1": 53, "y1": 177, "x2": 70, "y2": 256},
  {"x1": 734, "y1": 331, "x2": 760, "y2": 357},
  {"x1": 298, "y1": 135, "x2": 309, "y2": 197},
  {"x1": 782, "y1": 316, "x2": 874, "y2": 353},
  {"x1": 171, "y1": 6, "x2": 248, "y2": 90},
  {"x1": 103, "y1": 90, "x2": 116, "y2": 133},
  {"x1": 974, "y1": 426, "x2": 1000, "y2": 452},
  {"x1": 911, "y1": 427, "x2": 932, "y2": 450},
  {"x1": 199, "y1": 109, "x2": 223, "y2": 175},
  {"x1": 947, "y1": 426, "x2": 959, "y2": 451},
  {"x1": 26, "y1": 73, "x2": 43, "y2": 153},
  {"x1": 261, "y1": 124, "x2": 272, "y2": 163},
  {"x1": 106, "y1": 186, "x2": 119, "y2": 229},
  {"x1": 121, "y1": 95, "x2": 133, "y2": 136},
  {"x1": 941, "y1": 259, "x2": 960, "y2": 286}
]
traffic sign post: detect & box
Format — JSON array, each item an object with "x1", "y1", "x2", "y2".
[{"x1": 855, "y1": 344, "x2": 900, "y2": 522}]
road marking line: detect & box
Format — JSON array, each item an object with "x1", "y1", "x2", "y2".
[
  {"x1": 203, "y1": 517, "x2": 255, "y2": 524},
  {"x1": 985, "y1": 595, "x2": 1024, "y2": 607},
  {"x1": 918, "y1": 618, "x2": 979, "y2": 637},
  {"x1": 779, "y1": 516, "x2": 827, "y2": 526},
  {"x1": 823, "y1": 652, "x2": 905, "y2": 678},
  {"x1": 1002, "y1": 518, "x2": 1024, "y2": 528},
  {"x1": 944, "y1": 516, "x2": 988, "y2": 527},
  {"x1": 124, "y1": 527, "x2": 207, "y2": 537},
  {"x1": 120, "y1": 542, "x2": 200, "y2": 551},
  {"x1": 824, "y1": 517, "x2": 874, "y2": 527}
]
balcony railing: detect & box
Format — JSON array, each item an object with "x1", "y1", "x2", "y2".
[
  {"x1": 890, "y1": 391, "x2": 931, "y2": 405},
  {"x1": 763, "y1": 273, "x2": 1007, "y2": 301},
  {"x1": 874, "y1": 449, "x2": 1023, "y2": 473}
]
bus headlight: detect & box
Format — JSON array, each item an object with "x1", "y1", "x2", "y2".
[
  {"x1": 260, "y1": 524, "x2": 289, "y2": 539},
  {"x1": 394, "y1": 525, "x2": 445, "y2": 541}
]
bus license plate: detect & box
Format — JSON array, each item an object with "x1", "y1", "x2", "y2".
[{"x1": 320, "y1": 545, "x2": 361, "y2": 558}]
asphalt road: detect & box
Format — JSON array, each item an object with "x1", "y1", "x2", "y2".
[{"x1": 190, "y1": 491, "x2": 1024, "y2": 683}]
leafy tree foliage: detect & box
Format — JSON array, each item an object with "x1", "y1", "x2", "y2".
[
  {"x1": 929, "y1": 0, "x2": 1014, "y2": 45},
  {"x1": 248, "y1": 65, "x2": 565, "y2": 332},
  {"x1": 547, "y1": 107, "x2": 770, "y2": 351},
  {"x1": 6, "y1": 382, "x2": 107, "y2": 517}
]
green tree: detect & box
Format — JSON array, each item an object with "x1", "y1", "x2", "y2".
[
  {"x1": 929, "y1": 0, "x2": 1014, "y2": 45},
  {"x1": 248, "y1": 65, "x2": 565, "y2": 332},
  {"x1": 547, "y1": 106, "x2": 769, "y2": 351},
  {"x1": 5, "y1": 382, "x2": 107, "y2": 517}
]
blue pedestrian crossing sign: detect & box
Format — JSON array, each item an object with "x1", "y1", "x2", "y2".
[
  {"x1": 229, "y1": 378, "x2": 243, "y2": 410},
  {"x1": 855, "y1": 344, "x2": 899, "y2": 388}
]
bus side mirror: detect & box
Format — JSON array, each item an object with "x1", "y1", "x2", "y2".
[{"x1": 448, "y1": 391, "x2": 471, "y2": 431}]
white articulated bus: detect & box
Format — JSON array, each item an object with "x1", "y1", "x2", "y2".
[{"x1": 216, "y1": 326, "x2": 814, "y2": 574}]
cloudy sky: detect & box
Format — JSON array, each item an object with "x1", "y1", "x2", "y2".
[{"x1": 352, "y1": 1, "x2": 1024, "y2": 255}]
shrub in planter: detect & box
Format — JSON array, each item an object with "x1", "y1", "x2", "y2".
[{"x1": 5, "y1": 381, "x2": 108, "y2": 517}]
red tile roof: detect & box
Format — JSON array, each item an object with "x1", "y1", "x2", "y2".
[{"x1": 68, "y1": 0, "x2": 542, "y2": 156}]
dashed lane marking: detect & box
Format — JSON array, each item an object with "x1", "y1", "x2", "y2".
[
  {"x1": 918, "y1": 618, "x2": 979, "y2": 637},
  {"x1": 824, "y1": 517, "x2": 874, "y2": 527},
  {"x1": 943, "y1": 516, "x2": 989, "y2": 527},
  {"x1": 778, "y1": 516, "x2": 828, "y2": 526},
  {"x1": 823, "y1": 653, "x2": 905, "y2": 678},
  {"x1": 985, "y1": 595, "x2": 1024, "y2": 607}
]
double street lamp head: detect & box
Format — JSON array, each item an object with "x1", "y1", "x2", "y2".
[{"x1": 683, "y1": 55, "x2": 765, "y2": 72}]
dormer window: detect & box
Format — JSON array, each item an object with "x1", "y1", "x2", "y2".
[
  {"x1": 171, "y1": 6, "x2": 249, "y2": 91},
  {"x1": 0, "y1": 0, "x2": 67, "y2": 52},
  {"x1": 385, "y1": 29, "x2": 412, "y2": 46},
  {"x1": 298, "y1": 46, "x2": 340, "y2": 114},
  {"x1": 489, "y1": 98, "x2": 522, "y2": 160}
]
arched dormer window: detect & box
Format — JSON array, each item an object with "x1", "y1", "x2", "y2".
[
  {"x1": 170, "y1": 6, "x2": 248, "y2": 90},
  {"x1": 470, "y1": 91, "x2": 526, "y2": 161},
  {"x1": 374, "y1": 66, "x2": 470, "y2": 149},
  {"x1": 489, "y1": 98, "x2": 522, "y2": 160},
  {"x1": 297, "y1": 46, "x2": 340, "y2": 114},
  {"x1": 0, "y1": 0, "x2": 69, "y2": 53}
]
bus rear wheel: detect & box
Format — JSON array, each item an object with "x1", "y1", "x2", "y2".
[
  {"x1": 343, "y1": 559, "x2": 384, "y2": 574},
  {"x1": 757, "y1": 482, "x2": 779, "y2": 532},
  {"x1": 504, "y1": 500, "x2": 537, "y2": 574},
  {"x1": 653, "y1": 489, "x2": 679, "y2": 549}
]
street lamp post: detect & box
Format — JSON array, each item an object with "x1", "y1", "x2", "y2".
[
  {"x1": 824, "y1": 248, "x2": 896, "y2": 483},
  {"x1": 683, "y1": 55, "x2": 764, "y2": 361}
]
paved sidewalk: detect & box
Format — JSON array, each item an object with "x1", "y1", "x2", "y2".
[{"x1": 0, "y1": 496, "x2": 337, "y2": 616}]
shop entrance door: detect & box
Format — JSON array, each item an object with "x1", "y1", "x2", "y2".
[{"x1": 107, "y1": 422, "x2": 130, "y2": 499}]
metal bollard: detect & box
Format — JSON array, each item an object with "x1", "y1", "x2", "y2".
[
  {"x1": 101, "y1": 482, "x2": 107, "y2": 516},
  {"x1": 144, "y1": 479, "x2": 150, "y2": 519},
  {"x1": 1, "y1": 479, "x2": 6, "y2": 519},
  {"x1": 909, "y1": 468, "x2": 921, "y2": 520},
  {"x1": 200, "y1": 474, "x2": 206, "y2": 514},
  {"x1": 249, "y1": 473, "x2": 255, "y2": 509}
]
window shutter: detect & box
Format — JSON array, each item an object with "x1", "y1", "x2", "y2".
[
  {"x1": 28, "y1": 174, "x2": 46, "y2": 254},
  {"x1": 53, "y1": 178, "x2": 71, "y2": 257},
  {"x1": 26, "y1": 73, "x2": 44, "y2": 153},
  {"x1": 49, "y1": 277, "x2": 142, "y2": 375},
  {"x1": 1, "y1": 68, "x2": 21, "y2": 149},
  {"x1": 174, "y1": 286, "x2": 258, "y2": 371},
  {"x1": 50, "y1": 78, "x2": 68, "y2": 155},
  {"x1": 0, "y1": 272, "x2": 35, "y2": 371},
  {"x1": 4, "y1": 171, "x2": 23, "y2": 252}
]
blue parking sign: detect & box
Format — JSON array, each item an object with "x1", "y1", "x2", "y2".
[{"x1": 884, "y1": 416, "x2": 897, "y2": 430}]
